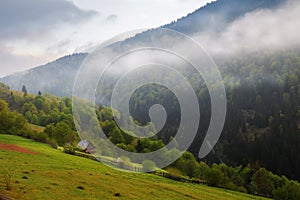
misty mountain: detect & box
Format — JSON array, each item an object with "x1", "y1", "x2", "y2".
[
  {"x1": 163, "y1": 0, "x2": 283, "y2": 34},
  {"x1": 1, "y1": 53, "x2": 87, "y2": 96},
  {"x1": 0, "y1": 0, "x2": 285, "y2": 96}
]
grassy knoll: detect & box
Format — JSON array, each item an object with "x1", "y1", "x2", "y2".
[{"x1": 0, "y1": 135, "x2": 268, "y2": 200}]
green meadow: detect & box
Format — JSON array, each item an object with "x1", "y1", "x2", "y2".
[{"x1": 0, "y1": 134, "x2": 268, "y2": 200}]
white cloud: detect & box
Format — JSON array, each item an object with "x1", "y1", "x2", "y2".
[{"x1": 194, "y1": 0, "x2": 300, "y2": 55}]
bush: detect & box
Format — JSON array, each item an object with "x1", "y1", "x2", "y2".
[
  {"x1": 204, "y1": 166, "x2": 225, "y2": 187},
  {"x1": 250, "y1": 168, "x2": 274, "y2": 197},
  {"x1": 174, "y1": 152, "x2": 200, "y2": 178},
  {"x1": 272, "y1": 181, "x2": 300, "y2": 200}
]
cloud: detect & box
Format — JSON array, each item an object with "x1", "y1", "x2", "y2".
[
  {"x1": 0, "y1": 0, "x2": 98, "y2": 77},
  {"x1": 0, "y1": 0, "x2": 97, "y2": 41},
  {"x1": 0, "y1": 44, "x2": 47, "y2": 77},
  {"x1": 194, "y1": 0, "x2": 300, "y2": 55}
]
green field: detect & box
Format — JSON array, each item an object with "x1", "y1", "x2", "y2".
[{"x1": 0, "y1": 135, "x2": 268, "y2": 200}]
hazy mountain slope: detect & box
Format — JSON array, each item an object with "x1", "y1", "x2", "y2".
[
  {"x1": 1, "y1": 53, "x2": 87, "y2": 96},
  {"x1": 0, "y1": 0, "x2": 284, "y2": 97},
  {"x1": 163, "y1": 0, "x2": 283, "y2": 34}
]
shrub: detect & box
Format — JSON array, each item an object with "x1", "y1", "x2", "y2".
[
  {"x1": 272, "y1": 181, "x2": 300, "y2": 200},
  {"x1": 250, "y1": 168, "x2": 274, "y2": 197},
  {"x1": 204, "y1": 166, "x2": 225, "y2": 187}
]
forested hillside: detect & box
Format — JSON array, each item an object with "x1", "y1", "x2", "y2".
[
  {"x1": 127, "y1": 50, "x2": 300, "y2": 181},
  {"x1": 0, "y1": 83, "x2": 300, "y2": 199}
]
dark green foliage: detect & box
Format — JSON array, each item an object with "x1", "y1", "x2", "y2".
[
  {"x1": 173, "y1": 152, "x2": 200, "y2": 178},
  {"x1": 109, "y1": 128, "x2": 125, "y2": 145},
  {"x1": 250, "y1": 168, "x2": 274, "y2": 197},
  {"x1": 215, "y1": 51, "x2": 300, "y2": 177},
  {"x1": 197, "y1": 163, "x2": 300, "y2": 199},
  {"x1": 273, "y1": 180, "x2": 300, "y2": 200},
  {"x1": 204, "y1": 165, "x2": 225, "y2": 187},
  {"x1": 135, "y1": 138, "x2": 164, "y2": 153}
]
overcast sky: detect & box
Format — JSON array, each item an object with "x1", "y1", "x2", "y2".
[{"x1": 0, "y1": 0, "x2": 213, "y2": 77}]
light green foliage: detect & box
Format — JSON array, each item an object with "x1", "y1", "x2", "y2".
[
  {"x1": 53, "y1": 122, "x2": 73, "y2": 146},
  {"x1": 0, "y1": 99, "x2": 26, "y2": 135}
]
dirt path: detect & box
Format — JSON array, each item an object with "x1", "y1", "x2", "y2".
[{"x1": 0, "y1": 142, "x2": 37, "y2": 155}]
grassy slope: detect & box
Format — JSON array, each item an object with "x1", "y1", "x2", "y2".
[{"x1": 0, "y1": 135, "x2": 268, "y2": 200}]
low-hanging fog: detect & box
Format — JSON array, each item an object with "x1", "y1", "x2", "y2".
[{"x1": 194, "y1": 0, "x2": 300, "y2": 56}]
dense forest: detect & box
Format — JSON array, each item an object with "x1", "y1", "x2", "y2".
[{"x1": 93, "y1": 50, "x2": 300, "y2": 182}]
